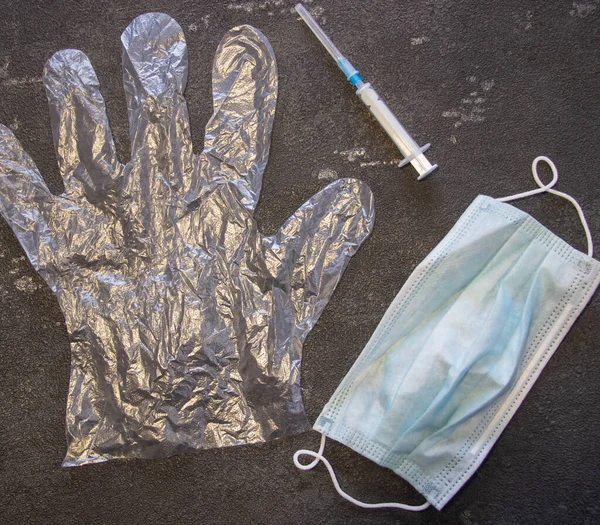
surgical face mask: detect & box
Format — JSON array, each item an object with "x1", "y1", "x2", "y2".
[{"x1": 294, "y1": 157, "x2": 600, "y2": 511}]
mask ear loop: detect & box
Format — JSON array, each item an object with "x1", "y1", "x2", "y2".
[
  {"x1": 497, "y1": 156, "x2": 593, "y2": 257},
  {"x1": 293, "y1": 434, "x2": 431, "y2": 511}
]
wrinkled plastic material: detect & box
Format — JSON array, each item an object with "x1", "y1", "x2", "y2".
[{"x1": 0, "y1": 13, "x2": 374, "y2": 466}]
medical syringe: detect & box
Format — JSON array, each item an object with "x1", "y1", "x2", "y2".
[{"x1": 295, "y1": 3, "x2": 438, "y2": 180}]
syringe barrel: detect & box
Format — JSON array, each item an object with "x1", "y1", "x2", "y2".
[{"x1": 356, "y1": 83, "x2": 437, "y2": 179}]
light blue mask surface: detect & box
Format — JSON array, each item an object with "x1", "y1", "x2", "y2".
[{"x1": 313, "y1": 179, "x2": 600, "y2": 509}]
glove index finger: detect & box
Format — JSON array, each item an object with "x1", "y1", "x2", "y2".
[
  {"x1": 0, "y1": 125, "x2": 62, "y2": 273},
  {"x1": 202, "y1": 25, "x2": 277, "y2": 213}
]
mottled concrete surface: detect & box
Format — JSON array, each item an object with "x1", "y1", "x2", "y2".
[{"x1": 1, "y1": 1, "x2": 599, "y2": 524}]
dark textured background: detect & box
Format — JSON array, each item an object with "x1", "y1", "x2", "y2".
[{"x1": 1, "y1": 1, "x2": 599, "y2": 524}]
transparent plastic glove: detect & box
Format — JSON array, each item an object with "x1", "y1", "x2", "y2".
[{"x1": 0, "y1": 13, "x2": 374, "y2": 465}]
